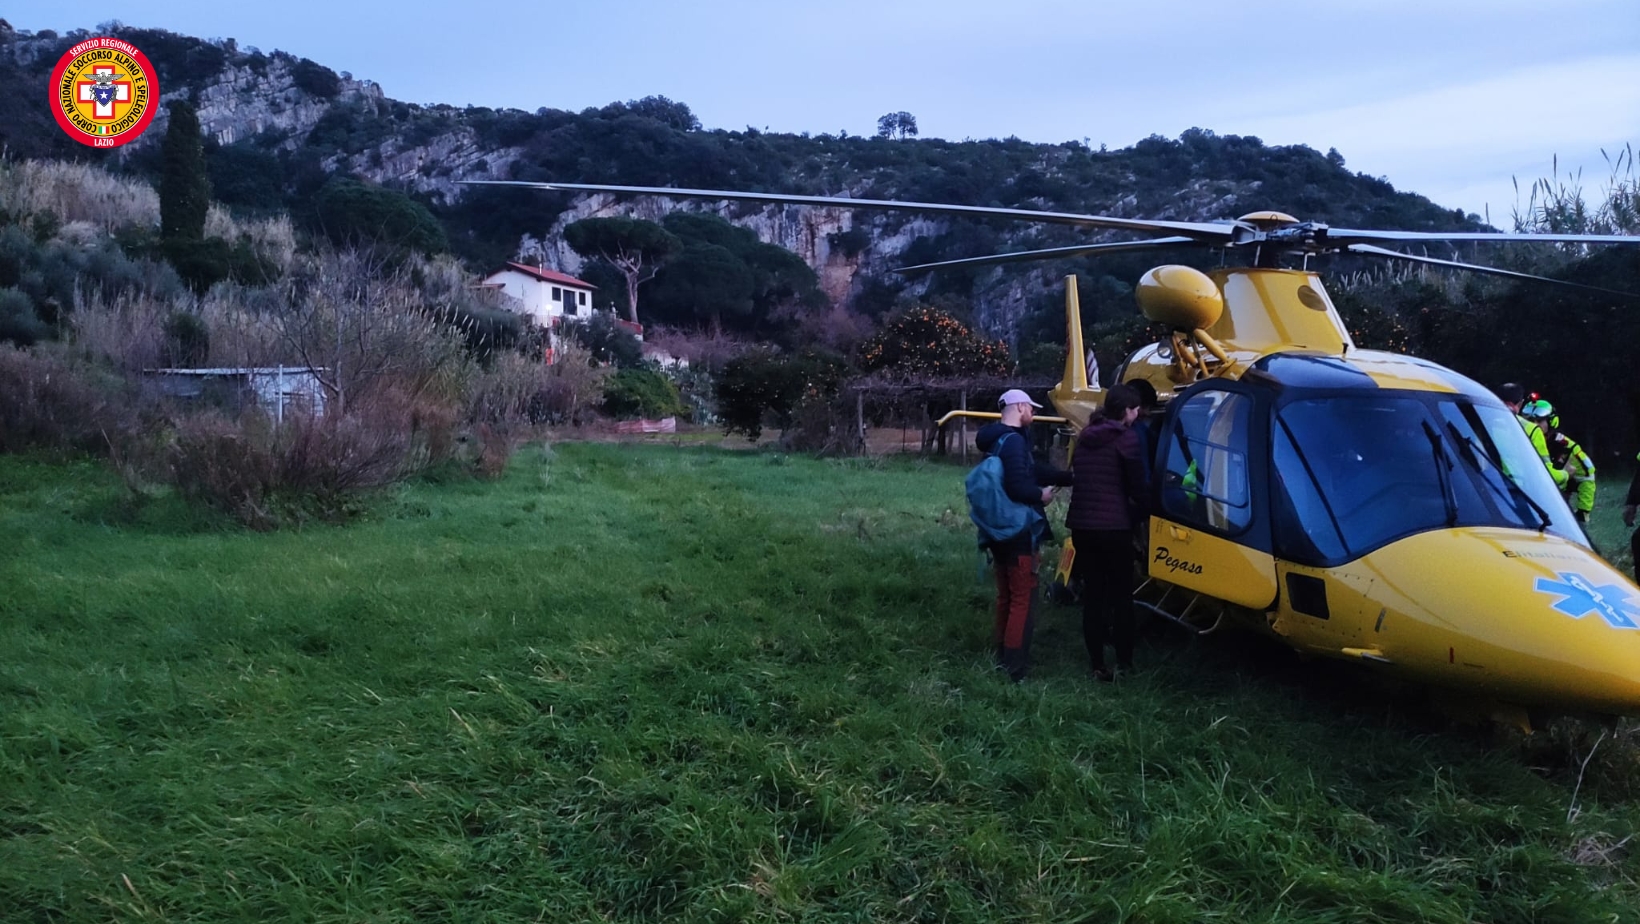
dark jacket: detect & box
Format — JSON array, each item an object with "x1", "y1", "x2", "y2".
[
  {"x1": 975, "y1": 421, "x2": 1072, "y2": 553},
  {"x1": 1065, "y1": 418, "x2": 1148, "y2": 532}
]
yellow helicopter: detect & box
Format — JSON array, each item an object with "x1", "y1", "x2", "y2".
[{"x1": 466, "y1": 179, "x2": 1640, "y2": 726}]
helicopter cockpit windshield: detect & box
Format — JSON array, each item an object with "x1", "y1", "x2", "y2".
[{"x1": 1269, "y1": 394, "x2": 1584, "y2": 565}]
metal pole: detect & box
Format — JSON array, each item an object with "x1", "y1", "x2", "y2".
[
  {"x1": 856, "y1": 390, "x2": 865, "y2": 454},
  {"x1": 960, "y1": 390, "x2": 968, "y2": 462}
]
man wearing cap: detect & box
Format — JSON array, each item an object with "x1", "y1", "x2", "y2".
[{"x1": 974, "y1": 389, "x2": 1072, "y2": 681}]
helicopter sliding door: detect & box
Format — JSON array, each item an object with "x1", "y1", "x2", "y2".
[{"x1": 1149, "y1": 383, "x2": 1278, "y2": 609}]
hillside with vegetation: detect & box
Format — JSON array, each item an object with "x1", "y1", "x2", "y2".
[
  {"x1": 3, "y1": 21, "x2": 1481, "y2": 335},
  {"x1": 4, "y1": 19, "x2": 1638, "y2": 454}
]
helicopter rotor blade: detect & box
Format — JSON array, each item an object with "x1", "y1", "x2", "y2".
[
  {"x1": 1346, "y1": 244, "x2": 1640, "y2": 298},
  {"x1": 1329, "y1": 228, "x2": 1640, "y2": 247},
  {"x1": 894, "y1": 237, "x2": 1201, "y2": 274},
  {"x1": 460, "y1": 180, "x2": 1240, "y2": 240}
]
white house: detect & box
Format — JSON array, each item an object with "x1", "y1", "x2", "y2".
[{"x1": 479, "y1": 262, "x2": 597, "y2": 328}]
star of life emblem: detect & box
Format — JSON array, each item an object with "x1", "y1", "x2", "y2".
[{"x1": 1534, "y1": 572, "x2": 1640, "y2": 629}]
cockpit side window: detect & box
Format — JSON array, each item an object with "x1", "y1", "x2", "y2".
[
  {"x1": 1271, "y1": 418, "x2": 1348, "y2": 564},
  {"x1": 1159, "y1": 391, "x2": 1254, "y2": 535}
]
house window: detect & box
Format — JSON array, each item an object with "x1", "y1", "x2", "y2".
[
  {"x1": 578, "y1": 291, "x2": 587, "y2": 306},
  {"x1": 551, "y1": 286, "x2": 562, "y2": 302}
]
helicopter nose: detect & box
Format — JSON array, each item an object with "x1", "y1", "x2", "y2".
[{"x1": 1339, "y1": 529, "x2": 1640, "y2": 714}]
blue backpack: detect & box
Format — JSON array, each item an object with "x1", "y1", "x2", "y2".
[{"x1": 965, "y1": 432, "x2": 1046, "y2": 546}]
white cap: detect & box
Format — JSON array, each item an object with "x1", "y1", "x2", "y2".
[{"x1": 997, "y1": 388, "x2": 1043, "y2": 409}]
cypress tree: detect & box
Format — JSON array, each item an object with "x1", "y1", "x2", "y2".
[{"x1": 159, "y1": 100, "x2": 210, "y2": 242}]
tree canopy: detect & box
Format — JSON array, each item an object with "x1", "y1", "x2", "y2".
[
  {"x1": 562, "y1": 217, "x2": 681, "y2": 326},
  {"x1": 859, "y1": 307, "x2": 1011, "y2": 379},
  {"x1": 643, "y1": 213, "x2": 824, "y2": 335},
  {"x1": 159, "y1": 100, "x2": 210, "y2": 243},
  {"x1": 876, "y1": 111, "x2": 918, "y2": 140},
  {"x1": 308, "y1": 177, "x2": 448, "y2": 256}
]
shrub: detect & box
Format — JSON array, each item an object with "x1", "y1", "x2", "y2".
[
  {"x1": 195, "y1": 283, "x2": 284, "y2": 367},
  {"x1": 163, "y1": 235, "x2": 232, "y2": 293},
  {"x1": 716, "y1": 348, "x2": 847, "y2": 440},
  {"x1": 265, "y1": 249, "x2": 470, "y2": 415},
  {"x1": 68, "y1": 288, "x2": 172, "y2": 375},
  {"x1": 291, "y1": 57, "x2": 342, "y2": 98},
  {"x1": 162, "y1": 311, "x2": 210, "y2": 366},
  {"x1": 602, "y1": 366, "x2": 685, "y2": 420},
  {"x1": 0, "y1": 344, "x2": 129, "y2": 454},
  {"x1": 165, "y1": 412, "x2": 280, "y2": 527},
  {"x1": 464, "y1": 344, "x2": 610, "y2": 427},
  {"x1": 472, "y1": 423, "x2": 511, "y2": 479},
  {"x1": 308, "y1": 177, "x2": 447, "y2": 256},
  {"x1": 204, "y1": 206, "x2": 297, "y2": 277},
  {"x1": 532, "y1": 343, "x2": 612, "y2": 425},
  {"x1": 562, "y1": 312, "x2": 643, "y2": 368},
  {"x1": 165, "y1": 397, "x2": 420, "y2": 528},
  {"x1": 859, "y1": 306, "x2": 1011, "y2": 379},
  {"x1": 0, "y1": 286, "x2": 46, "y2": 345},
  {"x1": 465, "y1": 351, "x2": 546, "y2": 424}
]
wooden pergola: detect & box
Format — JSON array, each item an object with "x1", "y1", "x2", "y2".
[{"x1": 836, "y1": 374, "x2": 1062, "y2": 458}]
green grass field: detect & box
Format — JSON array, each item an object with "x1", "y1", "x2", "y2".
[{"x1": 4, "y1": 445, "x2": 1640, "y2": 922}]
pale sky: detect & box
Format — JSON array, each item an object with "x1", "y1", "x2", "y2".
[{"x1": 13, "y1": 0, "x2": 1639, "y2": 225}]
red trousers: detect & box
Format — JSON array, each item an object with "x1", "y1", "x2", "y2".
[{"x1": 992, "y1": 551, "x2": 1038, "y2": 681}]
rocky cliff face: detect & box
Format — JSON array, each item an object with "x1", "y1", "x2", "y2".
[
  {"x1": 519, "y1": 194, "x2": 939, "y2": 309},
  {"x1": 188, "y1": 58, "x2": 383, "y2": 148},
  {"x1": 155, "y1": 57, "x2": 525, "y2": 200}
]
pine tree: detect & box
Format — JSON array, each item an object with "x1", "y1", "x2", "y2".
[{"x1": 159, "y1": 100, "x2": 210, "y2": 242}]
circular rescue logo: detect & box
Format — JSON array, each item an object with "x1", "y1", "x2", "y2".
[{"x1": 50, "y1": 36, "x2": 160, "y2": 148}]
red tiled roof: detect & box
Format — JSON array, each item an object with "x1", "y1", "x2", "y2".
[{"x1": 498, "y1": 262, "x2": 596, "y2": 289}]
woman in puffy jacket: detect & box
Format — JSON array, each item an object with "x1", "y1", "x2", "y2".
[{"x1": 1065, "y1": 384, "x2": 1148, "y2": 681}]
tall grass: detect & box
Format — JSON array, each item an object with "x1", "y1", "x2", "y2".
[
  {"x1": 2, "y1": 445, "x2": 1638, "y2": 922},
  {"x1": 0, "y1": 158, "x2": 160, "y2": 232}
]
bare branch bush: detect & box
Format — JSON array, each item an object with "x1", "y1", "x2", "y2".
[
  {"x1": 166, "y1": 411, "x2": 281, "y2": 528},
  {"x1": 64, "y1": 287, "x2": 174, "y2": 376},
  {"x1": 465, "y1": 342, "x2": 612, "y2": 428},
  {"x1": 0, "y1": 343, "x2": 139, "y2": 454},
  {"x1": 166, "y1": 393, "x2": 421, "y2": 528},
  {"x1": 267, "y1": 248, "x2": 471, "y2": 416},
  {"x1": 196, "y1": 282, "x2": 288, "y2": 367}
]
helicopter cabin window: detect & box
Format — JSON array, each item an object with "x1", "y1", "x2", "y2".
[
  {"x1": 1266, "y1": 395, "x2": 1584, "y2": 561},
  {"x1": 1159, "y1": 391, "x2": 1253, "y2": 534}
]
